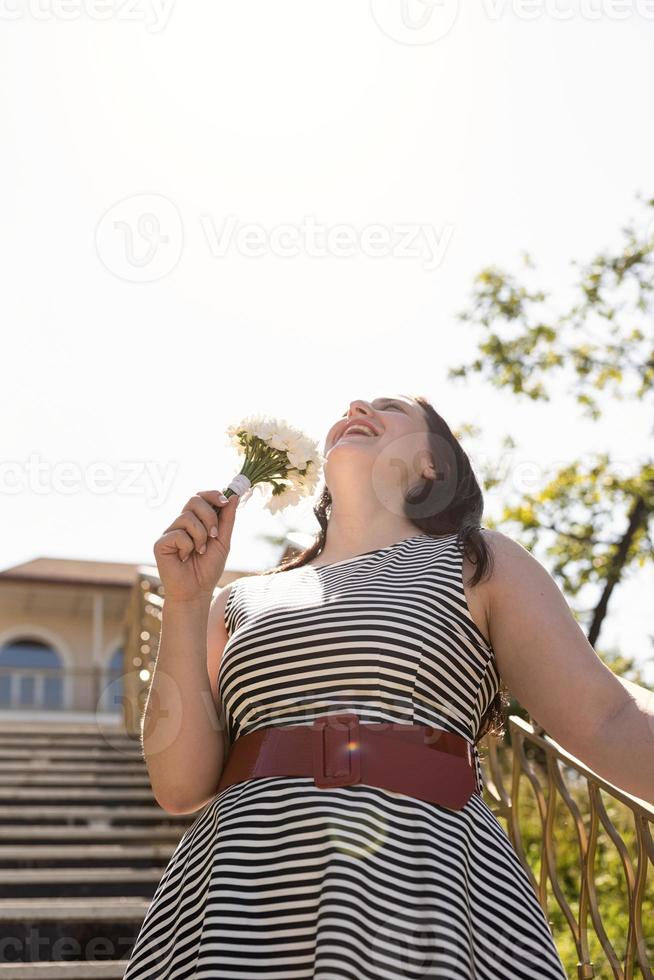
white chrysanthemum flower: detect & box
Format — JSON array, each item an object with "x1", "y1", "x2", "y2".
[
  {"x1": 292, "y1": 468, "x2": 318, "y2": 497},
  {"x1": 219, "y1": 414, "x2": 324, "y2": 515},
  {"x1": 265, "y1": 486, "x2": 304, "y2": 514}
]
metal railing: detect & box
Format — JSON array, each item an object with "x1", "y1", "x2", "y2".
[
  {"x1": 0, "y1": 665, "x2": 123, "y2": 713},
  {"x1": 480, "y1": 716, "x2": 654, "y2": 979}
]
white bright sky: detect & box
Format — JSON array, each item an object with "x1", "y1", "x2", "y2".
[{"x1": 2, "y1": 2, "x2": 653, "y2": 682}]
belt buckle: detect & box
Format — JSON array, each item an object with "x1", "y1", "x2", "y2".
[{"x1": 312, "y1": 713, "x2": 361, "y2": 788}]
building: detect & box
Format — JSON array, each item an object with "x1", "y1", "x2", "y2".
[{"x1": 0, "y1": 556, "x2": 257, "y2": 730}]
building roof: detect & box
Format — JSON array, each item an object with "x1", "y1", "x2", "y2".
[
  {"x1": 0, "y1": 557, "x2": 143, "y2": 588},
  {"x1": 0, "y1": 556, "x2": 258, "y2": 590}
]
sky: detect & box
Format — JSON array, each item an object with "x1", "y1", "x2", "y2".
[{"x1": 2, "y1": 2, "x2": 653, "y2": 682}]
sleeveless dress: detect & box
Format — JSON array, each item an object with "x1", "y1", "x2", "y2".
[{"x1": 122, "y1": 532, "x2": 568, "y2": 979}]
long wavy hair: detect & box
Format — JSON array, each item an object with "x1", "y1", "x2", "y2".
[{"x1": 254, "y1": 393, "x2": 509, "y2": 744}]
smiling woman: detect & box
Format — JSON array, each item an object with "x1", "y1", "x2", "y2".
[{"x1": 123, "y1": 392, "x2": 573, "y2": 979}]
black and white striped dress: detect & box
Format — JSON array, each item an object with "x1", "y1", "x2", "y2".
[{"x1": 123, "y1": 532, "x2": 568, "y2": 979}]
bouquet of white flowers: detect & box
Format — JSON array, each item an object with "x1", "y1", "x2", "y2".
[{"x1": 214, "y1": 414, "x2": 324, "y2": 516}]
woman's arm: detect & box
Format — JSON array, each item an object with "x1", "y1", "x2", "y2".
[
  {"x1": 484, "y1": 530, "x2": 654, "y2": 805},
  {"x1": 141, "y1": 584, "x2": 232, "y2": 814}
]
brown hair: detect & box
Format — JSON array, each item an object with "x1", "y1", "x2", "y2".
[{"x1": 255, "y1": 393, "x2": 509, "y2": 744}]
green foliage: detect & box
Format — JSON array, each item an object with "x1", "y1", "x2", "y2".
[
  {"x1": 452, "y1": 194, "x2": 654, "y2": 653},
  {"x1": 451, "y1": 196, "x2": 654, "y2": 420}
]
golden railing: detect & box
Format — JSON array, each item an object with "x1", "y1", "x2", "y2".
[
  {"x1": 122, "y1": 566, "x2": 164, "y2": 736},
  {"x1": 122, "y1": 569, "x2": 653, "y2": 978},
  {"x1": 479, "y1": 717, "x2": 654, "y2": 979}
]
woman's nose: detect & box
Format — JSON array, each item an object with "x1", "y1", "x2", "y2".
[{"x1": 346, "y1": 399, "x2": 374, "y2": 419}]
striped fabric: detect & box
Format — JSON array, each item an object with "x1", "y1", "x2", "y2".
[{"x1": 123, "y1": 532, "x2": 568, "y2": 979}]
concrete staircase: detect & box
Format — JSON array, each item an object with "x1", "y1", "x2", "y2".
[{"x1": 0, "y1": 722, "x2": 198, "y2": 979}]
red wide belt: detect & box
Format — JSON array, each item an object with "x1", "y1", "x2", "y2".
[{"x1": 215, "y1": 713, "x2": 479, "y2": 811}]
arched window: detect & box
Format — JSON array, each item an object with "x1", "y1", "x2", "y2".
[
  {"x1": 100, "y1": 646, "x2": 124, "y2": 713},
  {"x1": 0, "y1": 639, "x2": 64, "y2": 709}
]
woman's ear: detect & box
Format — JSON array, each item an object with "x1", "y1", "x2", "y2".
[{"x1": 419, "y1": 450, "x2": 437, "y2": 481}]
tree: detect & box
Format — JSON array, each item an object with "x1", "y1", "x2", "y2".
[{"x1": 449, "y1": 195, "x2": 654, "y2": 678}]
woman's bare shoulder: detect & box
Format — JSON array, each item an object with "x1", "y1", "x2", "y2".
[{"x1": 480, "y1": 528, "x2": 535, "y2": 586}]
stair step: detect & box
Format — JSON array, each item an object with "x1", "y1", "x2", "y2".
[
  {"x1": 0, "y1": 734, "x2": 139, "y2": 744},
  {"x1": 0, "y1": 897, "x2": 148, "y2": 921},
  {"x1": 0, "y1": 777, "x2": 149, "y2": 787},
  {"x1": 0, "y1": 753, "x2": 143, "y2": 764},
  {"x1": 0, "y1": 794, "x2": 156, "y2": 809},
  {"x1": 0, "y1": 736, "x2": 136, "y2": 745},
  {"x1": 0, "y1": 739, "x2": 138, "y2": 750},
  {"x1": 0, "y1": 716, "x2": 136, "y2": 739},
  {"x1": 0, "y1": 805, "x2": 194, "y2": 821},
  {"x1": 0, "y1": 961, "x2": 129, "y2": 978},
  {"x1": 2, "y1": 868, "x2": 162, "y2": 884},
  {"x1": 0, "y1": 764, "x2": 145, "y2": 774},
  {"x1": 0, "y1": 844, "x2": 175, "y2": 862},
  {"x1": 0, "y1": 827, "x2": 185, "y2": 842},
  {"x1": 0, "y1": 789, "x2": 153, "y2": 802}
]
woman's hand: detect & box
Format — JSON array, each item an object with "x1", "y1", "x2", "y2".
[{"x1": 153, "y1": 490, "x2": 239, "y2": 602}]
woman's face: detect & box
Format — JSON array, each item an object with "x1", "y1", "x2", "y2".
[{"x1": 323, "y1": 395, "x2": 434, "y2": 497}]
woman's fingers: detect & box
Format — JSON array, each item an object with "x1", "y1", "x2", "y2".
[
  {"x1": 164, "y1": 510, "x2": 209, "y2": 554},
  {"x1": 173, "y1": 492, "x2": 228, "y2": 547},
  {"x1": 198, "y1": 491, "x2": 231, "y2": 536},
  {"x1": 156, "y1": 528, "x2": 195, "y2": 563}
]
